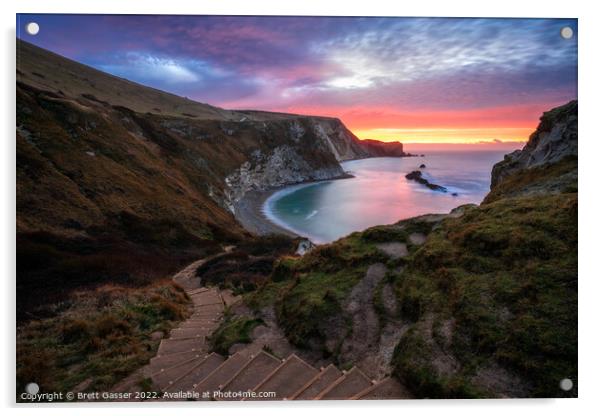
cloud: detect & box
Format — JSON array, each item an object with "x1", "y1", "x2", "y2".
[
  {"x1": 98, "y1": 53, "x2": 203, "y2": 84},
  {"x1": 19, "y1": 14, "x2": 577, "y2": 141}
]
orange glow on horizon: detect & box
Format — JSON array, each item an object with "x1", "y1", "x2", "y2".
[
  {"x1": 275, "y1": 102, "x2": 563, "y2": 147},
  {"x1": 354, "y1": 127, "x2": 532, "y2": 144}
]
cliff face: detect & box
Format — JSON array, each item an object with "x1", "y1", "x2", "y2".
[
  {"x1": 17, "y1": 41, "x2": 404, "y2": 219},
  {"x1": 16, "y1": 40, "x2": 405, "y2": 315},
  {"x1": 490, "y1": 100, "x2": 577, "y2": 192},
  {"x1": 221, "y1": 117, "x2": 406, "y2": 209},
  {"x1": 358, "y1": 139, "x2": 405, "y2": 157}
]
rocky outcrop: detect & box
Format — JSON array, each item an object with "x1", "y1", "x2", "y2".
[
  {"x1": 405, "y1": 170, "x2": 447, "y2": 193},
  {"x1": 224, "y1": 145, "x2": 345, "y2": 212},
  {"x1": 308, "y1": 121, "x2": 405, "y2": 161},
  {"x1": 222, "y1": 117, "x2": 405, "y2": 209},
  {"x1": 491, "y1": 100, "x2": 577, "y2": 188},
  {"x1": 359, "y1": 139, "x2": 406, "y2": 158}
]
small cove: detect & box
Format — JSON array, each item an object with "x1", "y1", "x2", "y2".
[{"x1": 263, "y1": 151, "x2": 509, "y2": 243}]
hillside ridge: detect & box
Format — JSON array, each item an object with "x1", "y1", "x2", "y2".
[{"x1": 16, "y1": 40, "x2": 404, "y2": 318}]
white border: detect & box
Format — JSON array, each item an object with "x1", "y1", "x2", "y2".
[{"x1": 3, "y1": 1, "x2": 601, "y2": 415}]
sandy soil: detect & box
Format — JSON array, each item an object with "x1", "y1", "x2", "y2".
[{"x1": 233, "y1": 189, "x2": 299, "y2": 237}]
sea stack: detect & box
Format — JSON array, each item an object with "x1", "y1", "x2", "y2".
[{"x1": 405, "y1": 170, "x2": 447, "y2": 192}]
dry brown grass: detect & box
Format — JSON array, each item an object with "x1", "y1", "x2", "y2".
[{"x1": 16, "y1": 281, "x2": 190, "y2": 399}]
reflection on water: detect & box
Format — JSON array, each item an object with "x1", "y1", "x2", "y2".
[{"x1": 264, "y1": 152, "x2": 508, "y2": 243}]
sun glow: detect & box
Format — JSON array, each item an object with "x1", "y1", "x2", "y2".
[{"x1": 354, "y1": 127, "x2": 532, "y2": 144}]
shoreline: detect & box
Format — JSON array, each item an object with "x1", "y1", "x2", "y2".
[
  {"x1": 232, "y1": 173, "x2": 355, "y2": 239},
  {"x1": 233, "y1": 188, "x2": 301, "y2": 238}
]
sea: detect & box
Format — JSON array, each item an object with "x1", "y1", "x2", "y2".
[{"x1": 263, "y1": 151, "x2": 510, "y2": 244}]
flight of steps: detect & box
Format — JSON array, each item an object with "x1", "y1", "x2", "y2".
[
  {"x1": 153, "y1": 345, "x2": 407, "y2": 400},
  {"x1": 145, "y1": 253, "x2": 410, "y2": 401},
  {"x1": 148, "y1": 286, "x2": 235, "y2": 394}
]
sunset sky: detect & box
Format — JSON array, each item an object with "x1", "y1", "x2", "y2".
[{"x1": 17, "y1": 15, "x2": 577, "y2": 148}]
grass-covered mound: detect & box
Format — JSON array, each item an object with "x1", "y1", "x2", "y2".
[
  {"x1": 195, "y1": 234, "x2": 298, "y2": 293},
  {"x1": 209, "y1": 315, "x2": 263, "y2": 355},
  {"x1": 391, "y1": 192, "x2": 577, "y2": 398},
  {"x1": 16, "y1": 281, "x2": 190, "y2": 398},
  {"x1": 246, "y1": 226, "x2": 426, "y2": 349}
]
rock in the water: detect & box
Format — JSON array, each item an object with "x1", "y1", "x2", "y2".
[{"x1": 405, "y1": 170, "x2": 447, "y2": 193}]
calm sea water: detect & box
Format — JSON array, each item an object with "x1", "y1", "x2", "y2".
[{"x1": 264, "y1": 151, "x2": 508, "y2": 243}]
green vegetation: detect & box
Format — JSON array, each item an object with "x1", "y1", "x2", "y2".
[
  {"x1": 195, "y1": 234, "x2": 298, "y2": 293},
  {"x1": 484, "y1": 156, "x2": 577, "y2": 203},
  {"x1": 249, "y1": 233, "x2": 389, "y2": 348},
  {"x1": 16, "y1": 281, "x2": 190, "y2": 398},
  {"x1": 242, "y1": 177, "x2": 577, "y2": 398},
  {"x1": 391, "y1": 192, "x2": 577, "y2": 398},
  {"x1": 209, "y1": 315, "x2": 263, "y2": 355},
  {"x1": 372, "y1": 269, "x2": 398, "y2": 330}
]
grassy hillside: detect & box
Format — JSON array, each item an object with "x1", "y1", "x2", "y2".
[
  {"x1": 16, "y1": 281, "x2": 190, "y2": 396},
  {"x1": 17, "y1": 39, "x2": 237, "y2": 120},
  {"x1": 16, "y1": 41, "x2": 412, "y2": 320},
  {"x1": 16, "y1": 40, "x2": 383, "y2": 319},
  {"x1": 239, "y1": 96, "x2": 578, "y2": 398},
  {"x1": 391, "y1": 191, "x2": 577, "y2": 398},
  {"x1": 245, "y1": 175, "x2": 576, "y2": 397}
]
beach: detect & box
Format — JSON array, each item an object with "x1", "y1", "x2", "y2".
[{"x1": 233, "y1": 189, "x2": 300, "y2": 237}]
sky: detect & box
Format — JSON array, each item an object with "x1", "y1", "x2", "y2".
[{"x1": 17, "y1": 15, "x2": 577, "y2": 148}]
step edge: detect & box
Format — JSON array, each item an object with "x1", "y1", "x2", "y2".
[
  {"x1": 219, "y1": 350, "x2": 280, "y2": 392},
  {"x1": 246, "y1": 354, "x2": 319, "y2": 401},
  {"x1": 350, "y1": 377, "x2": 388, "y2": 400},
  {"x1": 165, "y1": 352, "x2": 225, "y2": 393},
  {"x1": 150, "y1": 354, "x2": 205, "y2": 377},
  {"x1": 243, "y1": 355, "x2": 293, "y2": 399},
  {"x1": 152, "y1": 354, "x2": 209, "y2": 390},
  {"x1": 192, "y1": 352, "x2": 245, "y2": 392},
  {"x1": 314, "y1": 367, "x2": 371, "y2": 400},
  {"x1": 289, "y1": 363, "x2": 340, "y2": 400}
]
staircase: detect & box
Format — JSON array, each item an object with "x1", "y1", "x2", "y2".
[{"x1": 145, "y1": 255, "x2": 410, "y2": 401}]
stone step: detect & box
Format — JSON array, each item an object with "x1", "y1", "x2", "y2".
[
  {"x1": 189, "y1": 313, "x2": 222, "y2": 322},
  {"x1": 169, "y1": 327, "x2": 212, "y2": 340},
  {"x1": 186, "y1": 288, "x2": 209, "y2": 296},
  {"x1": 246, "y1": 354, "x2": 319, "y2": 401},
  {"x1": 149, "y1": 350, "x2": 205, "y2": 374},
  {"x1": 352, "y1": 377, "x2": 412, "y2": 400},
  {"x1": 187, "y1": 319, "x2": 220, "y2": 327},
  {"x1": 189, "y1": 291, "x2": 222, "y2": 305},
  {"x1": 177, "y1": 321, "x2": 218, "y2": 330},
  {"x1": 152, "y1": 354, "x2": 208, "y2": 391},
  {"x1": 166, "y1": 353, "x2": 226, "y2": 394},
  {"x1": 217, "y1": 351, "x2": 281, "y2": 400},
  {"x1": 193, "y1": 352, "x2": 249, "y2": 399},
  {"x1": 290, "y1": 364, "x2": 342, "y2": 400},
  {"x1": 193, "y1": 303, "x2": 224, "y2": 314},
  {"x1": 220, "y1": 290, "x2": 242, "y2": 308},
  {"x1": 184, "y1": 314, "x2": 219, "y2": 321},
  {"x1": 189, "y1": 311, "x2": 222, "y2": 320},
  {"x1": 314, "y1": 367, "x2": 372, "y2": 400},
  {"x1": 173, "y1": 278, "x2": 198, "y2": 291},
  {"x1": 157, "y1": 337, "x2": 206, "y2": 356}
]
